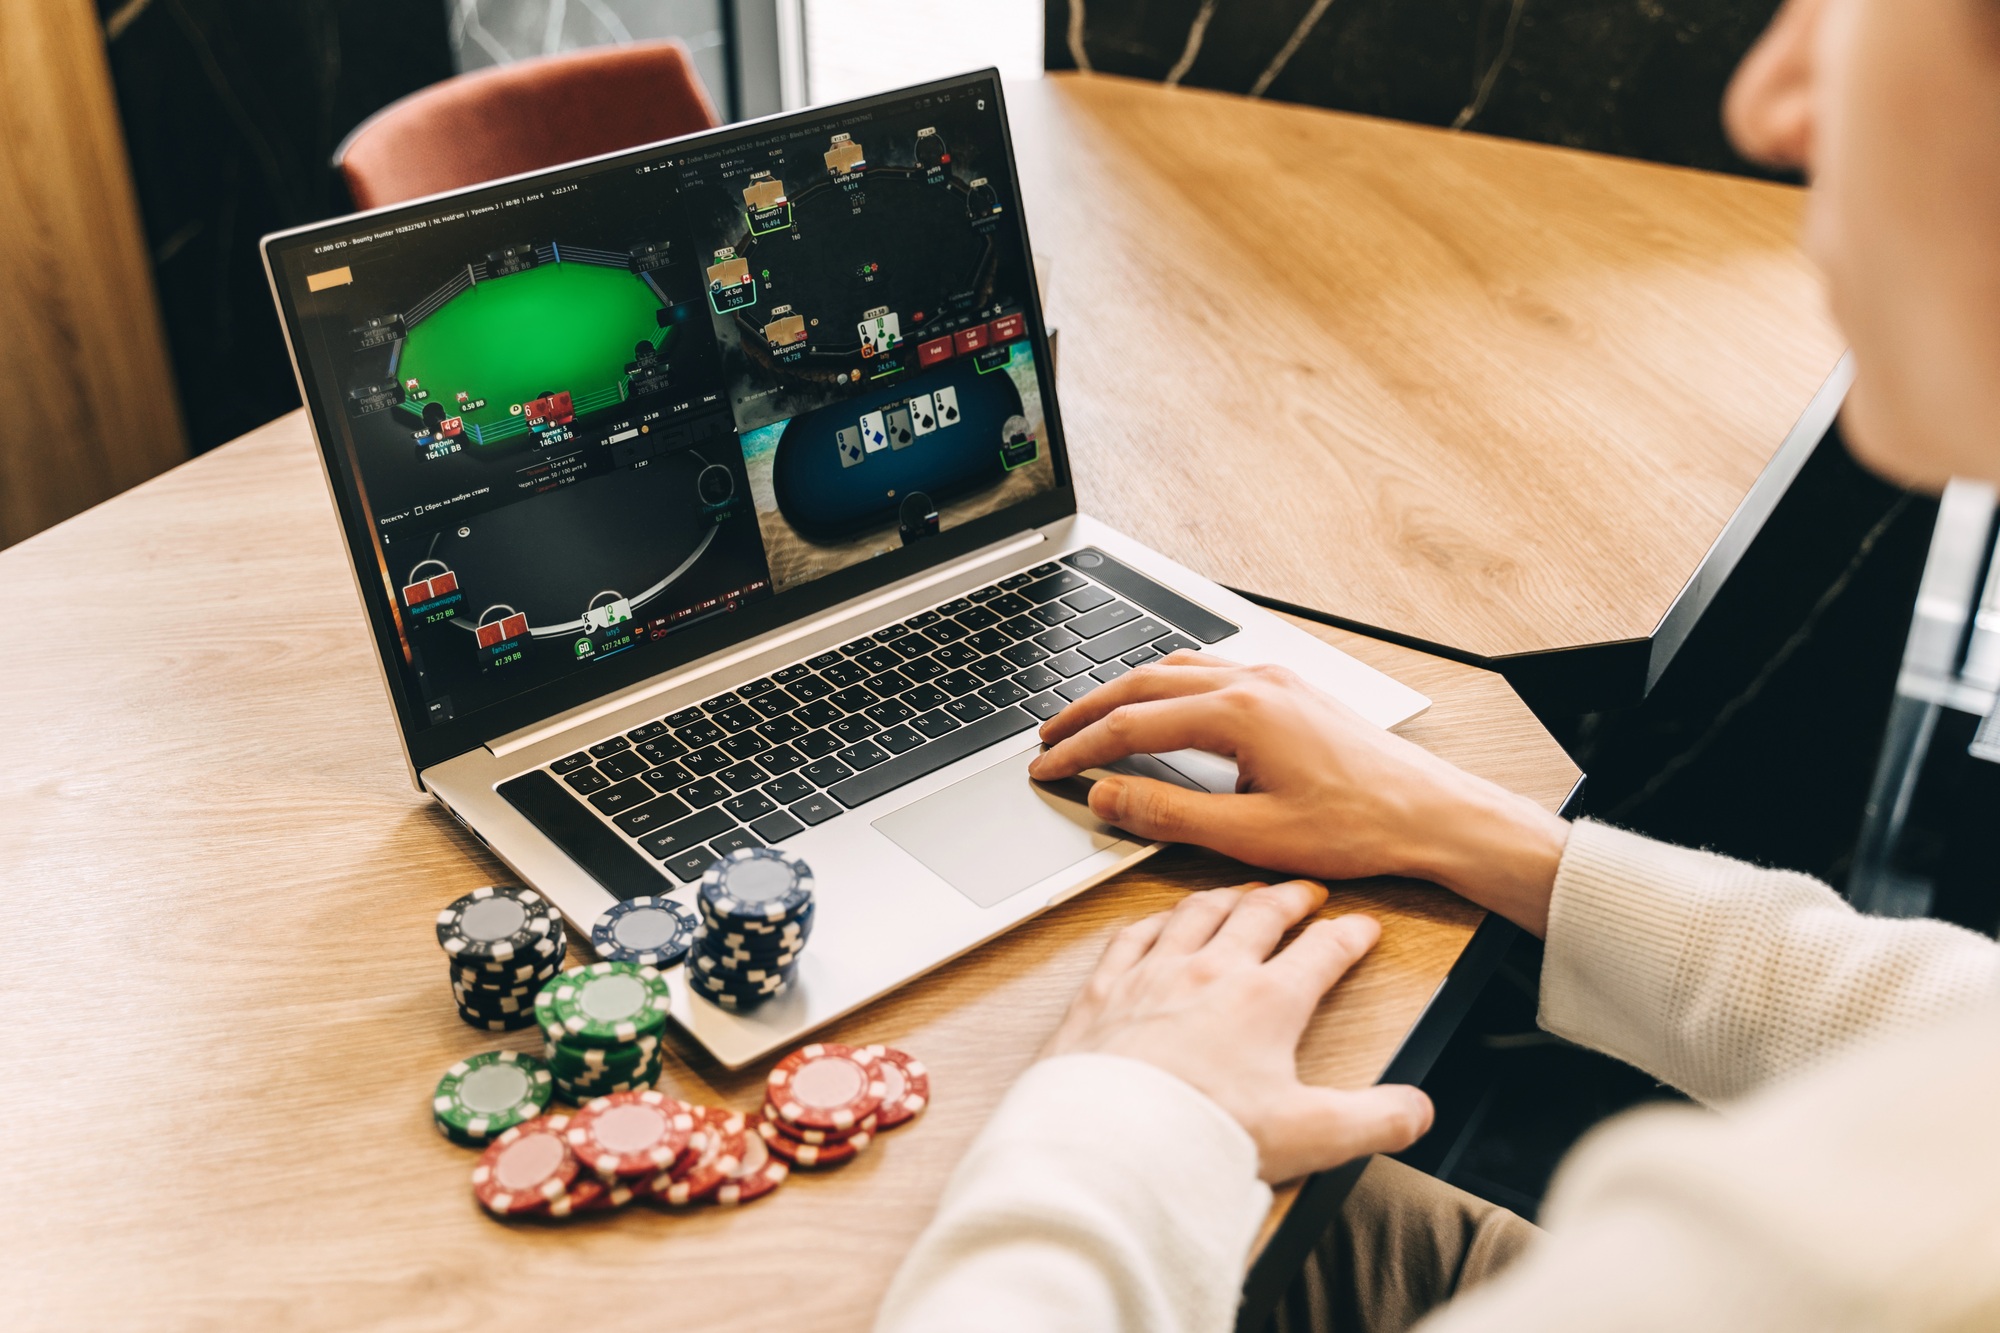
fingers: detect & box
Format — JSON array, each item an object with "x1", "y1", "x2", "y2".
[
  {"x1": 1264, "y1": 914, "x2": 1382, "y2": 1006},
  {"x1": 1152, "y1": 886, "x2": 1245, "y2": 955},
  {"x1": 1085, "y1": 773, "x2": 1250, "y2": 850},
  {"x1": 1091, "y1": 910, "x2": 1169, "y2": 984},
  {"x1": 1262, "y1": 1084, "x2": 1435, "y2": 1181},
  {"x1": 1032, "y1": 694, "x2": 1243, "y2": 780},
  {"x1": 1035, "y1": 657, "x2": 1244, "y2": 748},
  {"x1": 1208, "y1": 881, "x2": 1328, "y2": 960}
]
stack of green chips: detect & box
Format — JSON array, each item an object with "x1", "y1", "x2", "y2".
[
  {"x1": 534, "y1": 960, "x2": 673, "y2": 1103},
  {"x1": 431, "y1": 1049, "x2": 554, "y2": 1147}
]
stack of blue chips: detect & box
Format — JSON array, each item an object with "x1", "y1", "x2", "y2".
[{"x1": 688, "y1": 847, "x2": 814, "y2": 1010}]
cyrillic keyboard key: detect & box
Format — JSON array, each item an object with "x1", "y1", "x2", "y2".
[
  {"x1": 943, "y1": 695, "x2": 995, "y2": 723},
  {"x1": 642, "y1": 762, "x2": 692, "y2": 792},
  {"x1": 828, "y1": 705, "x2": 1037, "y2": 808},
  {"x1": 978, "y1": 680, "x2": 1030, "y2": 708},
  {"x1": 836, "y1": 740, "x2": 890, "y2": 770},
  {"x1": 865, "y1": 699, "x2": 914, "y2": 726},
  {"x1": 676, "y1": 777, "x2": 731, "y2": 807},
  {"x1": 1014, "y1": 664, "x2": 1063, "y2": 693},
  {"x1": 681, "y1": 747, "x2": 731, "y2": 777},
  {"x1": 1046, "y1": 649, "x2": 1092, "y2": 676},
  {"x1": 803, "y1": 757, "x2": 855, "y2": 786},
  {"x1": 598, "y1": 750, "x2": 650, "y2": 781},
  {"x1": 1029, "y1": 602, "x2": 1075, "y2": 626},
  {"x1": 969, "y1": 657, "x2": 1014, "y2": 683},
  {"x1": 755, "y1": 715, "x2": 808, "y2": 743},
  {"x1": 795, "y1": 730, "x2": 841, "y2": 759},
  {"x1": 763, "y1": 773, "x2": 815, "y2": 805},
  {"x1": 908, "y1": 709, "x2": 959, "y2": 739},
  {"x1": 718, "y1": 731, "x2": 770, "y2": 759},
  {"x1": 637, "y1": 737, "x2": 688, "y2": 764},
  {"x1": 717, "y1": 763, "x2": 767, "y2": 792},
  {"x1": 1001, "y1": 641, "x2": 1049, "y2": 667},
  {"x1": 675, "y1": 719, "x2": 725, "y2": 747},
  {"x1": 725, "y1": 790, "x2": 777, "y2": 821},
  {"x1": 828, "y1": 714, "x2": 880, "y2": 743},
  {"x1": 757, "y1": 744, "x2": 807, "y2": 774},
  {"x1": 876, "y1": 723, "x2": 925, "y2": 753}
]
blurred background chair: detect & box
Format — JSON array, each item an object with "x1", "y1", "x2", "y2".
[{"x1": 334, "y1": 39, "x2": 718, "y2": 210}]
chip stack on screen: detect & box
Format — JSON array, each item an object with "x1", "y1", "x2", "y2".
[
  {"x1": 688, "y1": 847, "x2": 816, "y2": 1009},
  {"x1": 534, "y1": 960, "x2": 674, "y2": 1101},
  {"x1": 436, "y1": 885, "x2": 569, "y2": 1030}
]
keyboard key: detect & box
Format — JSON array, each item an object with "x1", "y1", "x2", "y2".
[
  {"x1": 999, "y1": 572, "x2": 1034, "y2": 590},
  {"x1": 1150, "y1": 633, "x2": 1199, "y2": 658},
  {"x1": 1030, "y1": 602, "x2": 1076, "y2": 627},
  {"x1": 713, "y1": 705, "x2": 761, "y2": 733},
  {"x1": 822, "y1": 660, "x2": 867, "y2": 688},
  {"x1": 1056, "y1": 676, "x2": 1099, "y2": 702},
  {"x1": 588, "y1": 779, "x2": 656, "y2": 816},
  {"x1": 701, "y1": 691, "x2": 742, "y2": 712},
  {"x1": 677, "y1": 777, "x2": 732, "y2": 807},
  {"x1": 1001, "y1": 641, "x2": 1050, "y2": 668},
  {"x1": 588, "y1": 737, "x2": 631, "y2": 759},
  {"x1": 957, "y1": 606, "x2": 1001, "y2": 631},
  {"x1": 978, "y1": 680, "x2": 1030, "y2": 708},
  {"x1": 902, "y1": 610, "x2": 941, "y2": 630},
  {"x1": 836, "y1": 740, "x2": 891, "y2": 770},
  {"x1": 1035, "y1": 627, "x2": 1083, "y2": 653},
  {"x1": 854, "y1": 647, "x2": 902, "y2": 674},
  {"x1": 968, "y1": 585, "x2": 1005, "y2": 602},
  {"x1": 997, "y1": 615, "x2": 1042, "y2": 640},
  {"x1": 676, "y1": 718, "x2": 725, "y2": 748},
  {"x1": 664, "y1": 849, "x2": 717, "y2": 882},
  {"x1": 795, "y1": 729, "x2": 841, "y2": 759},
  {"x1": 924, "y1": 620, "x2": 970, "y2": 645},
  {"x1": 1069, "y1": 602, "x2": 1140, "y2": 639},
  {"x1": 758, "y1": 744, "x2": 808, "y2": 774},
  {"x1": 829, "y1": 705, "x2": 1038, "y2": 809},
  {"x1": 827, "y1": 714, "x2": 880, "y2": 743},
  {"x1": 773, "y1": 663, "x2": 814, "y2": 685},
  {"x1": 724, "y1": 791, "x2": 777, "y2": 822},
  {"x1": 988, "y1": 592, "x2": 1033, "y2": 617},
  {"x1": 564, "y1": 767, "x2": 612, "y2": 794},
  {"x1": 626, "y1": 721, "x2": 669, "y2": 743},
  {"x1": 790, "y1": 793, "x2": 841, "y2": 826},
  {"x1": 944, "y1": 695, "x2": 996, "y2": 723},
  {"x1": 709, "y1": 828, "x2": 763, "y2": 858},
  {"x1": 1029, "y1": 561, "x2": 1060, "y2": 576},
  {"x1": 876, "y1": 623, "x2": 911, "y2": 641},
  {"x1": 1021, "y1": 691, "x2": 1068, "y2": 721},
  {"x1": 864, "y1": 698, "x2": 914, "y2": 727},
  {"x1": 664, "y1": 707, "x2": 706, "y2": 729},
  {"x1": 598, "y1": 750, "x2": 650, "y2": 781},
  {"x1": 642, "y1": 762, "x2": 693, "y2": 792},
  {"x1": 790, "y1": 675, "x2": 835, "y2": 702},
  {"x1": 755, "y1": 715, "x2": 808, "y2": 743},
  {"x1": 1021, "y1": 570, "x2": 1088, "y2": 603},
  {"x1": 763, "y1": 773, "x2": 815, "y2": 805},
  {"x1": 1014, "y1": 664, "x2": 1063, "y2": 693},
  {"x1": 613, "y1": 794, "x2": 692, "y2": 836},
  {"x1": 902, "y1": 656, "x2": 947, "y2": 683},
  {"x1": 829, "y1": 685, "x2": 879, "y2": 713},
  {"x1": 794, "y1": 701, "x2": 842, "y2": 729},
  {"x1": 746, "y1": 690, "x2": 797, "y2": 719},
  {"x1": 551, "y1": 751, "x2": 593, "y2": 774},
  {"x1": 1046, "y1": 649, "x2": 1092, "y2": 677},
  {"x1": 1090, "y1": 661, "x2": 1133, "y2": 685},
  {"x1": 717, "y1": 763, "x2": 766, "y2": 792},
  {"x1": 718, "y1": 731, "x2": 770, "y2": 760},
  {"x1": 637, "y1": 737, "x2": 688, "y2": 764},
  {"x1": 840, "y1": 635, "x2": 879, "y2": 655},
  {"x1": 639, "y1": 807, "x2": 735, "y2": 859},
  {"x1": 876, "y1": 723, "x2": 925, "y2": 753},
  {"x1": 903, "y1": 683, "x2": 950, "y2": 711},
  {"x1": 908, "y1": 709, "x2": 960, "y2": 739},
  {"x1": 935, "y1": 642, "x2": 983, "y2": 669},
  {"x1": 803, "y1": 757, "x2": 855, "y2": 786},
  {"x1": 739, "y1": 677, "x2": 777, "y2": 697},
  {"x1": 750, "y1": 810, "x2": 805, "y2": 843},
  {"x1": 937, "y1": 597, "x2": 973, "y2": 616},
  {"x1": 863, "y1": 669, "x2": 914, "y2": 696},
  {"x1": 682, "y1": 746, "x2": 732, "y2": 777},
  {"x1": 888, "y1": 636, "x2": 934, "y2": 662},
  {"x1": 968, "y1": 657, "x2": 1014, "y2": 683},
  {"x1": 1122, "y1": 646, "x2": 1162, "y2": 667},
  {"x1": 966, "y1": 629, "x2": 1012, "y2": 655},
  {"x1": 1061, "y1": 585, "x2": 1114, "y2": 613},
  {"x1": 1081, "y1": 617, "x2": 1167, "y2": 664},
  {"x1": 807, "y1": 651, "x2": 844, "y2": 670},
  {"x1": 936, "y1": 670, "x2": 982, "y2": 697}
]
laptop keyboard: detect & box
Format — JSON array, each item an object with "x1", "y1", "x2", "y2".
[{"x1": 500, "y1": 549, "x2": 1235, "y2": 889}]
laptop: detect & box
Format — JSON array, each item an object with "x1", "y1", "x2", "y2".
[{"x1": 263, "y1": 69, "x2": 1429, "y2": 1068}]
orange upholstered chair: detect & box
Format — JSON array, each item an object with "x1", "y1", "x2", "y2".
[{"x1": 335, "y1": 40, "x2": 719, "y2": 210}]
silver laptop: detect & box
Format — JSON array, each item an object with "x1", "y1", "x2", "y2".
[{"x1": 263, "y1": 70, "x2": 1428, "y2": 1068}]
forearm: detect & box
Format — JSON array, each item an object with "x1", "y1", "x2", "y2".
[{"x1": 1400, "y1": 767, "x2": 1570, "y2": 939}]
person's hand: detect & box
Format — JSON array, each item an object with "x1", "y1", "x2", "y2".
[
  {"x1": 1027, "y1": 653, "x2": 1569, "y2": 936},
  {"x1": 1043, "y1": 879, "x2": 1433, "y2": 1183}
]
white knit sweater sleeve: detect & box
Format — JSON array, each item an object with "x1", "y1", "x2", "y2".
[
  {"x1": 874, "y1": 1053, "x2": 1272, "y2": 1333},
  {"x1": 1538, "y1": 820, "x2": 2000, "y2": 1102}
]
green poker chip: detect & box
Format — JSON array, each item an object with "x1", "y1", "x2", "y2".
[
  {"x1": 431, "y1": 1050, "x2": 552, "y2": 1141},
  {"x1": 545, "y1": 1034, "x2": 658, "y2": 1078},
  {"x1": 534, "y1": 961, "x2": 672, "y2": 1049}
]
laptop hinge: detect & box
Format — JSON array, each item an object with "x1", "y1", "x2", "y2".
[{"x1": 486, "y1": 531, "x2": 1047, "y2": 759}]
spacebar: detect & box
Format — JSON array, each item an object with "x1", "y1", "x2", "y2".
[{"x1": 828, "y1": 706, "x2": 1037, "y2": 809}]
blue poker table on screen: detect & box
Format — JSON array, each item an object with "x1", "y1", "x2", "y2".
[{"x1": 771, "y1": 349, "x2": 1028, "y2": 543}]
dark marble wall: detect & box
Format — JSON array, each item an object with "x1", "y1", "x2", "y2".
[
  {"x1": 99, "y1": 0, "x2": 455, "y2": 453},
  {"x1": 1046, "y1": 0, "x2": 1786, "y2": 176}
]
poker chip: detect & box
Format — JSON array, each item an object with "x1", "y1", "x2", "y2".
[
  {"x1": 566, "y1": 1090, "x2": 697, "y2": 1178},
  {"x1": 648, "y1": 1107, "x2": 748, "y2": 1205},
  {"x1": 590, "y1": 897, "x2": 697, "y2": 968},
  {"x1": 456, "y1": 1004, "x2": 537, "y2": 1033},
  {"x1": 540, "y1": 1173, "x2": 610, "y2": 1218},
  {"x1": 436, "y1": 885, "x2": 560, "y2": 963},
  {"x1": 709, "y1": 1116, "x2": 789, "y2": 1205},
  {"x1": 433, "y1": 1051, "x2": 552, "y2": 1141},
  {"x1": 859, "y1": 1046, "x2": 929, "y2": 1130},
  {"x1": 535, "y1": 961, "x2": 672, "y2": 1047},
  {"x1": 757, "y1": 1114, "x2": 871, "y2": 1168},
  {"x1": 760, "y1": 1105, "x2": 877, "y2": 1145},
  {"x1": 696, "y1": 899, "x2": 816, "y2": 944},
  {"x1": 698, "y1": 847, "x2": 814, "y2": 925},
  {"x1": 472, "y1": 1116, "x2": 579, "y2": 1215},
  {"x1": 766, "y1": 1043, "x2": 885, "y2": 1132},
  {"x1": 692, "y1": 949, "x2": 799, "y2": 980}
]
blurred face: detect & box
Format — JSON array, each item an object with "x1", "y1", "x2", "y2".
[{"x1": 1726, "y1": 0, "x2": 2000, "y2": 490}]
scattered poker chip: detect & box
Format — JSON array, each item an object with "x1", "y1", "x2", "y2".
[
  {"x1": 709, "y1": 1116, "x2": 789, "y2": 1205},
  {"x1": 566, "y1": 1090, "x2": 697, "y2": 1178},
  {"x1": 539, "y1": 1173, "x2": 610, "y2": 1218},
  {"x1": 757, "y1": 1115, "x2": 871, "y2": 1168},
  {"x1": 436, "y1": 885, "x2": 560, "y2": 963},
  {"x1": 649, "y1": 1107, "x2": 747, "y2": 1205},
  {"x1": 760, "y1": 1105, "x2": 877, "y2": 1145},
  {"x1": 858, "y1": 1046, "x2": 929, "y2": 1130},
  {"x1": 766, "y1": 1043, "x2": 886, "y2": 1132},
  {"x1": 590, "y1": 897, "x2": 697, "y2": 968},
  {"x1": 472, "y1": 1116, "x2": 579, "y2": 1215},
  {"x1": 433, "y1": 1051, "x2": 552, "y2": 1141},
  {"x1": 698, "y1": 848, "x2": 814, "y2": 925},
  {"x1": 535, "y1": 962, "x2": 672, "y2": 1047}
]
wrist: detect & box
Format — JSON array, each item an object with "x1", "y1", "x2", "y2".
[{"x1": 1402, "y1": 772, "x2": 1568, "y2": 937}]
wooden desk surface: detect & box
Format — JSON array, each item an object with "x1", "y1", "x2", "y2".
[
  {"x1": 1010, "y1": 73, "x2": 1845, "y2": 663},
  {"x1": 0, "y1": 414, "x2": 1574, "y2": 1329}
]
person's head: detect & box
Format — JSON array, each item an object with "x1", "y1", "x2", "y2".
[{"x1": 1726, "y1": 0, "x2": 2000, "y2": 491}]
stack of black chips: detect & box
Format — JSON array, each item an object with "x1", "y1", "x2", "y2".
[
  {"x1": 436, "y1": 884, "x2": 569, "y2": 1030},
  {"x1": 688, "y1": 848, "x2": 814, "y2": 1010}
]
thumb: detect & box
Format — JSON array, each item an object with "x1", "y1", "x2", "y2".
[
  {"x1": 1257, "y1": 1084, "x2": 1435, "y2": 1183},
  {"x1": 1088, "y1": 775, "x2": 1236, "y2": 845}
]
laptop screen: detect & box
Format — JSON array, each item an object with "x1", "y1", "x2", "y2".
[{"x1": 265, "y1": 72, "x2": 1069, "y2": 768}]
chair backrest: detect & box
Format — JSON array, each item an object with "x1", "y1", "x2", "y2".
[{"x1": 335, "y1": 40, "x2": 719, "y2": 211}]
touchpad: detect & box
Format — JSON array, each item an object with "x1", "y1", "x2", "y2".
[{"x1": 873, "y1": 746, "x2": 1131, "y2": 908}]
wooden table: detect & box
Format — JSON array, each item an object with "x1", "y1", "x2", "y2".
[
  {"x1": 1010, "y1": 73, "x2": 1847, "y2": 704},
  {"x1": 0, "y1": 412, "x2": 1575, "y2": 1329}
]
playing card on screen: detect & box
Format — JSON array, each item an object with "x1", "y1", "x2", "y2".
[
  {"x1": 836, "y1": 426, "x2": 865, "y2": 467},
  {"x1": 908, "y1": 393, "x2": 937, "y2": 436},
  {"x1": 932, "y1": 385, "x2": 960, "y2": 428},
  {"x1": 860, "y1": 411, "x2": 889, "y2": 452}
]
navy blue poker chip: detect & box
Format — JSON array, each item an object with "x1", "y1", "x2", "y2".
[{"x1": 589, "y1": 896, "x2": 697, "y2": 968}]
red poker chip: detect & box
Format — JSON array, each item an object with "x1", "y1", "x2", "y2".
[
  {"x1": 766, "y1": 1043, "x2": 886, "y2": 1132},
  {"x1": 473, "y1": 1115, "x2": 579, "y2": 1215},
  {"x1": 649, "y1": 1107, "x2": 749, "y2": 1205},
  {"x1": 757, "y1": 1114, "x2": 871, "y2": 1168},
  {"x1": 760, "y1": 1102, "x2": 877, "y2": 1145},
  {"x1": 541, "y1": 1172, "x2": 640, "y2": 1218},
  {"x1": 859, "y1": 1046, "x2": 930, "y2": 1130},
  {"x1": 565, "y1": 1090, "x2": 696, "y2": 1178},
  {"x1": 708, "y1": 1115, "x2": 789, "y2": 1205}
]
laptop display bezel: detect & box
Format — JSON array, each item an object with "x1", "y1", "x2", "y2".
[{"x1": 261, "y1": 69, "x2": 1076, "y2": 776}]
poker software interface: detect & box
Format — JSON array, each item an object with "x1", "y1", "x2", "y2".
[{"x1": 272, "y1": 77, "x2": 1059, "y2": 734}]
